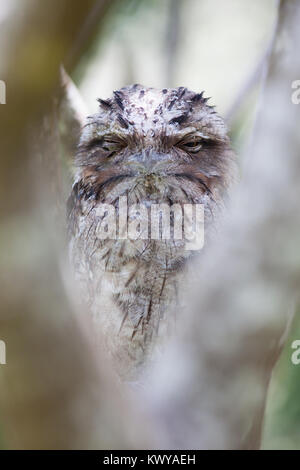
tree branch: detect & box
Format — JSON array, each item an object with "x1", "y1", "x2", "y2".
[{"x1": 0, "y1": 0, "x2": 148, "y2": 449}]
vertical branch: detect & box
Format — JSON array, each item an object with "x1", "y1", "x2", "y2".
[
  {"x1": 0, "y1": 0, "x2": 148, "y2": 449},
  {"x1": 165, "y1": 0, "x2": 182, "y2": 87}
]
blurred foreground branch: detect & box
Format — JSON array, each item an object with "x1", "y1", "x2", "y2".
[{"x1": 0, "y1": 0, "x2": 148, "y2": 449}]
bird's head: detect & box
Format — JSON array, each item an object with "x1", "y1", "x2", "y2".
[{"x1": 74, "y1": 84, "x2": 236, "y2": 229}]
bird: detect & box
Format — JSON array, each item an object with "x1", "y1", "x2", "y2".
[{"x1": 67, "y1": 84, "x2": 237, "y2": 380}]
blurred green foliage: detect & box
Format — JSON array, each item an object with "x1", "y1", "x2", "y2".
[{"x1": 263, "y1": 312, "x2": 300, "y2": 449}]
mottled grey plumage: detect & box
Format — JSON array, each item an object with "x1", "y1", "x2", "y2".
[{"x1": 68, "y1": 84, "x2": 236, "y2": 379}]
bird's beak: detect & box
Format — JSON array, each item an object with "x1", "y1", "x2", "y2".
[{"x1": 126, "y1": 150, "x2": 173, "y2": 175}]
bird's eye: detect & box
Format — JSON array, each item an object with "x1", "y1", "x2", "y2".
[
  {"x1": 87, "y1": 137, "x2": 124, "y2": 153},
  {"x1": 178, "y1": 140, "x2": 203, "y2": 153},
  {"x1": 101, "y1": 139, "x2": 122, "y2": 152}
]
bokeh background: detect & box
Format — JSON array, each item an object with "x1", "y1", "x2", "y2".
[
  {"x1": 75, "y1": 0, "x2": 277, "y2": 157},
  {"x1": 1, "y1": 0, "x2": 299, "y2": 449}
]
